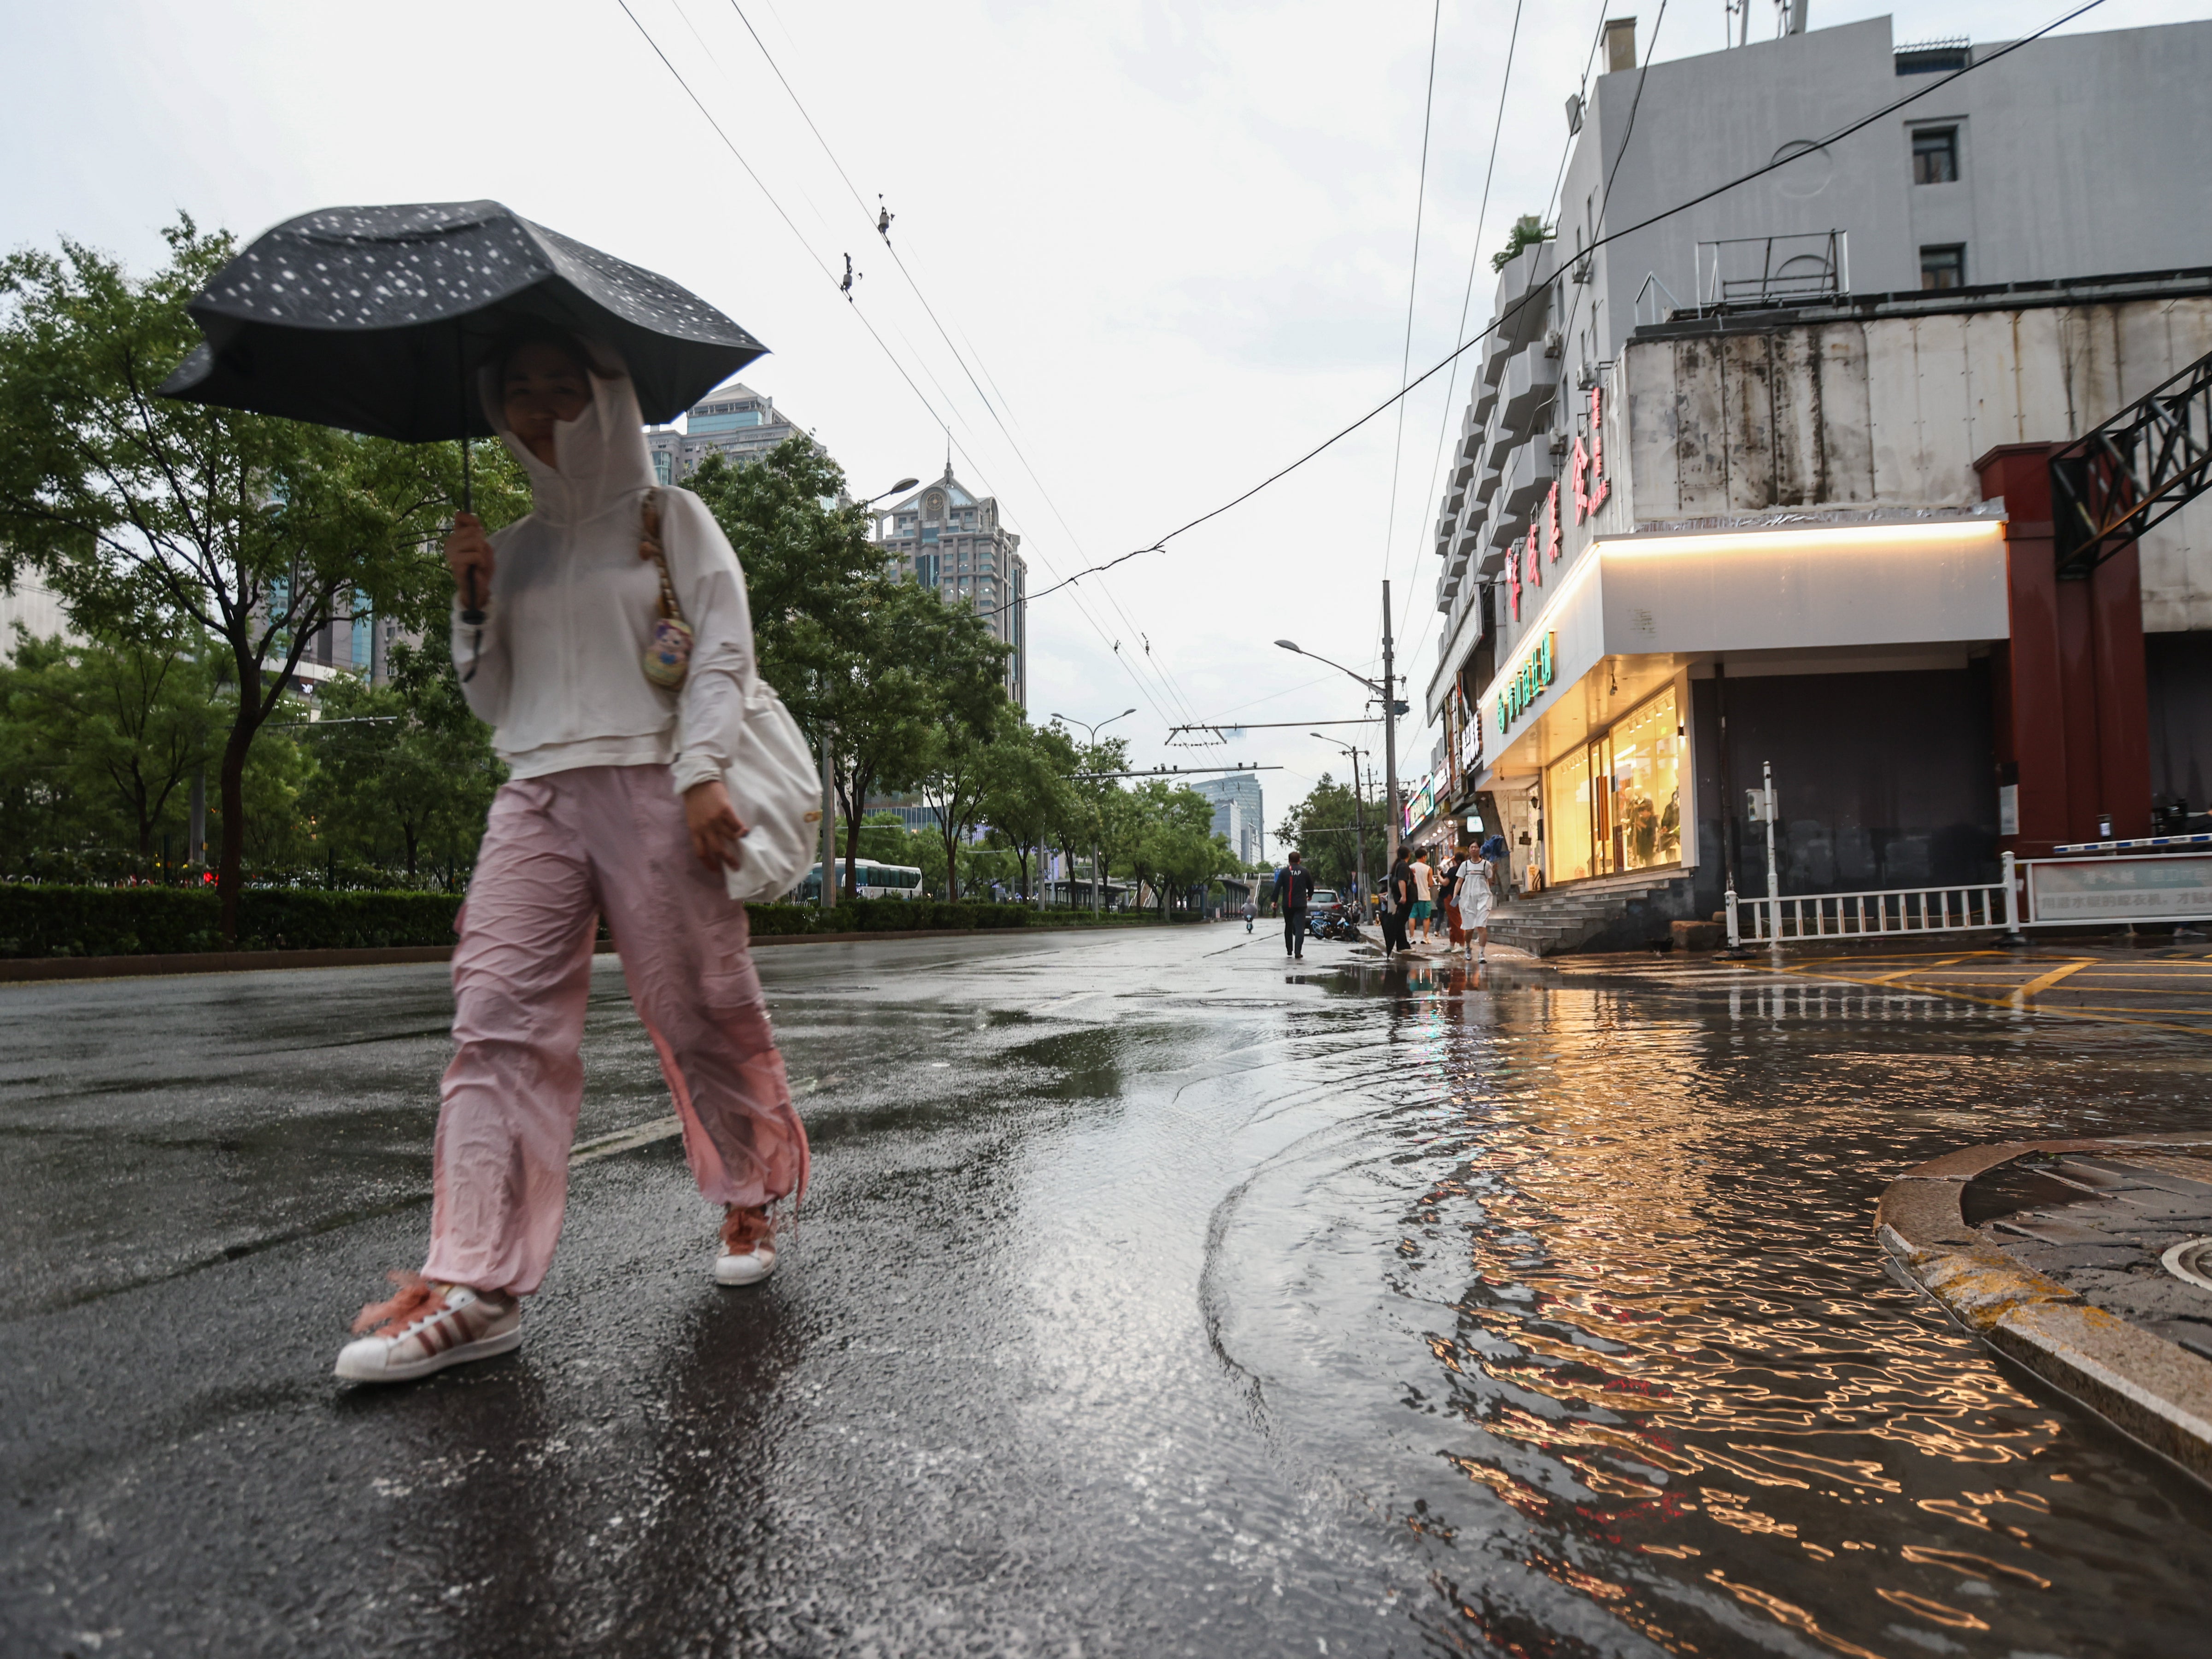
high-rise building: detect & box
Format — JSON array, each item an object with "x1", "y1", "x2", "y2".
[
  {"x1": 874, "y1": 466, "x2": 1029, "y2": 707},
  {"x1": 644, "y1": 382, "x2": 799, "y2": 485},
  {"x1": 1192, "y1": 773, "x2": 1264, "y2": 866}
]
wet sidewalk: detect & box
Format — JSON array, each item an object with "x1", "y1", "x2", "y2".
[{"x1": 1879, "y1": 1137, "x2": 2212, "y2": 1488}]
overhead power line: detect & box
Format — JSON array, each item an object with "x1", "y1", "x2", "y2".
[
  {"x1": 1379, "y1": 0, "x2": 1446, "y2": 592},
  {"x1": 612, "y1": 0, "x2": 1195, "y2": 733},
  {"x1": 1147, "y1": 0, "x2": 2107, "y2": 557},
  {"x1": 713, "y1": 0, "x2": 1209, "y2": 730}
]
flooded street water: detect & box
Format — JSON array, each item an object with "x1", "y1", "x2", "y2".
[
  {"x1": 1209, "y1": 954, "x2": 2212, "y2": 1655},
  {"x1": 5, "y1": 930, "x2": 2212, "y2": 1656}
]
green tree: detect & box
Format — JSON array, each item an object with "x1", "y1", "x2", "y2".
[
  {"x1": 1277, "y1": 770, "x2": 1384, "y2": 896},
  {"x1": 1123, "y1": 781, "x2": 1219, "y2": 918},
  {"x1": 687, "y1": 437, "x2": 887, "y2": 740},
  {"x1": 1, "y1": 626, "x2": 219, "y2": 872},
  {"x1": 981, "y1": 717, "x2": 1076, "y2": 902},
  {"x1": 302, "y1": 621, "x2": 503, "y2": 886},
  {"x1": 1492, "y1": 213, "x2": 1554, "y2": 273},
  {"x1": 918, "y1": 687, "x2": 1018, "y2": 903},
  {"x1": 0, "y1": 217, "x2": 526, "y2": 938}
]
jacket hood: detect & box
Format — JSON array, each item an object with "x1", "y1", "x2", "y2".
[{"x1": 479, "y1": 338, "x2": 657, "y2": 525}]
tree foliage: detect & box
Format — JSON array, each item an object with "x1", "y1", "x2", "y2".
[
  {"x1": 0, "y1": 217, "x2": 527, "y2": 936},
  {"x1": 1276, "y1": 769, "x2": 1385, "y2": 895}
]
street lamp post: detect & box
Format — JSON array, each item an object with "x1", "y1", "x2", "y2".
[
  {"x1": 823, "y1": 479, "x2": 924, "y2": 911},
  {"x1": 1052, "y1": 707, "x2": 1136, "y2": 917},
  {"x1": 1278, "y1": 578, "x2": 1406, "y2": 871},
  {"x1": 1311, "y1": 733, "x2": 1368, "y2": 910}
]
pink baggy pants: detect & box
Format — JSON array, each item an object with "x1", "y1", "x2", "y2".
[{"x1": 421, "y1": 765, "x2": 809, "y2": 1298}]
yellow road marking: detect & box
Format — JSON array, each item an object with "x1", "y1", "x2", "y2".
[
  {"x1": 2014, "y1": 959, "x2": 2095, "y2": 998},
  {"x1": 1742, "y1": 961, "x2": 2212, "y2": 1040},
  {"x1": 1860, "y1": 956, "x2": 1968, "y2": 984}
]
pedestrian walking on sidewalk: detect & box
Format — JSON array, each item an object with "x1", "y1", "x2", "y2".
[
  {"x1": 1381, "y1": 849, "x2": 1414, "y2": 955},
  {"x1": 1409, "y1": 848, "x2": 1436, "y2": 944},
  {"x1": 334, "y1": 328, "x2": 810, "y2": 1385},
  {"x1": 1458, "y1": 834, "x2": 1505, "y2": 964},
  {"x1": 1274, "y1": 852, "x2": 1314, "y2": 959},
  {"x1": 1440, "y1": 847, "x2": 1469, "y2": 954}
]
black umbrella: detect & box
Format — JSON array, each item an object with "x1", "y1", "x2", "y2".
[{"x1": 159, "y1": 198, "x2": 768, "y2": 487}]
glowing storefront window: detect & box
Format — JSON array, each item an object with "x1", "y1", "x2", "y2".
[
  {"x1": 1610, "y1": 687, "x2": 1681, "y2": 873},
  {"x1": 1544, "y1": 746, "x2": 1596, "y2": 885},
  {"x1": 1541, "y1": 685, "x2": 1681, "y2": 885}
]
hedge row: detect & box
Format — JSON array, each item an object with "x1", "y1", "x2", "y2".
[
  {"x1": 0, "y1": 886, "x2": 1049, "y2": 958},
  {"x1": 0, "y1": 887, "x2": 467, "y2": 957}
]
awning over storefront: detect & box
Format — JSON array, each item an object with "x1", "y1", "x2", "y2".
[{"x1": 1473, "y1": 510, "x2": 2011, "y2": 787}]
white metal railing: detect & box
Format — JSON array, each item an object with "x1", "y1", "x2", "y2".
[
  {"x1": 1696, "y1": 230, "x2": 1848, "y2": 308},
  {"x1": 1634, "y1": 271, "x2": 1684, "y2": 329},
  {"x1": 1729, "y1": 879, "x2": 2009, "y2": 944}
]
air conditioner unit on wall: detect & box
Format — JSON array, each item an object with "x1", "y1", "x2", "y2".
[{"x1": 1543, "y1": 330, "x2": 1563, "y2": 357}]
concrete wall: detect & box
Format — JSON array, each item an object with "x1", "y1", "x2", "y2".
[{"x1": 1623, "y1": 300, "x2": 2212, "y2": 629}]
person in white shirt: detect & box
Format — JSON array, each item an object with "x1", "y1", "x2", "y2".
[
  {"x1": 1409, "y1": 851, "x2": 1436, "y2": 944},
  {"x1": 334, "y1": 328, "x2": 808, "y2": 1385}
]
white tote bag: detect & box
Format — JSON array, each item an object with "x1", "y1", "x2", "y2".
[
  {"x1": 717, "y1": 677, "x2": 824, "y2": 903},
  {"x1": 640, "y1": 488, "x2": 824, "y2": 903}
]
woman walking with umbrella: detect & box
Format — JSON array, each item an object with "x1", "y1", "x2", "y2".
[
  {"x1": 327, "y1": 327, "x2": 809, "y2": 1382},
  {"x1": 160, "y1": 204, "x2": 816, "y2": 1383}
]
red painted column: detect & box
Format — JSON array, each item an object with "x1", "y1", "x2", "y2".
[
  {"x1": 1976, "y1": 445, "x2": 2070, "y2": 857},
  {"x1": 2090, "y1": 545, "x2": 2154, "y2": 840}
]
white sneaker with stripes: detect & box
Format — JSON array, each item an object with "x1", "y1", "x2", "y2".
[
  {"x1": 334, "y1": 1276, "x2": 520, "y2": 1383},
  {"x1": 715, "y1": 1205, "x2": 778, "y2": 1287}
]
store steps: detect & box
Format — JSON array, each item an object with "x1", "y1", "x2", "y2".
[{"x1": 1486, "y1": 869, "x2": 1698, "y2": 957}]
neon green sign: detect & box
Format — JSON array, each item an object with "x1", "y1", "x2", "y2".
[{"x1": 1493, "y1": 632, "x2": 1556, "y2": 734}]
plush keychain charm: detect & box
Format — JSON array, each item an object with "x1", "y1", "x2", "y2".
[{"x1": 639, "y1": 489, "x2": 692, "y2": 691}]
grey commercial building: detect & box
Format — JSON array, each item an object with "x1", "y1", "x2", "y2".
[
  {"x1": 1423, "y1": 13, "x2": 2212, "y2": 948},
  {"x1": 645, "y1": 382, "x2": 800, "y2": 486},
  {"x1": 874, "y1": 467, "x2": 1029, "y2": 708},
  {"x1": 1191, "y1": 773, "x2": 1265, "y2": 866}
]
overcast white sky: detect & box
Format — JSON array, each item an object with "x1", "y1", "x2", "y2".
[{"x1": 5, "y1": 0, "x2": 2199, "y2": 845}]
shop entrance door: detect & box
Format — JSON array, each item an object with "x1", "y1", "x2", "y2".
[{"x1": 1588, "y1": 734, "x2": 1617, "y2": 877}]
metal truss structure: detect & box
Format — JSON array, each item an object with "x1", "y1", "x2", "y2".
[{"x1": 2051, "y1": 345, "x2": 2212, "y2": 579}]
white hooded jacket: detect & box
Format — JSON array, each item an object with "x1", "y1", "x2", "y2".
[{"x1": 456, "y1": 356, "x2": 754, "y2": 796}]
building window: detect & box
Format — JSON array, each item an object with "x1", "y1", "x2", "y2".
[
  {"x1": 1919, "y1": 244, "x2": 1966, "y2": 290},
  {"x1": 1895, "y1": 40, "x2": 1969, "y2": 75},
  {"x1": 1912, "y1": 127, "x2": 1958, "y2": 184}
]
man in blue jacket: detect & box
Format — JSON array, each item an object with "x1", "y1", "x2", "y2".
[{"x1": 1273, "y1": 852, "x2": 1315, "y2": 959}]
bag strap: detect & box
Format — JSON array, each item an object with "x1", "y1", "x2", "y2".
[{"x1": 639, "y1": 487, "x2": 684, "y2": 624}]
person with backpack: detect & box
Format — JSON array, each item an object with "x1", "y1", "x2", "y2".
[{"x1": 1273, "y1": 852, "x2": 1315, "y2": 959}]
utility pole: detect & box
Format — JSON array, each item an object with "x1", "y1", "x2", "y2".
[
  {"x1": 1382, "y1": 579, "x2": 1401, "y2": 872},
  {"x1": 819, "y1": 732, "x2": 837, "y2": 911}
]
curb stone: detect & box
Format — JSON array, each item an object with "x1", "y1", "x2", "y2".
[
  {"x1": 1878, "y1": 1137, "x2": 2212, "y2": 1488},
  {"x1": 0, "y1": 922, "x2": 1162, "y2": 985}
]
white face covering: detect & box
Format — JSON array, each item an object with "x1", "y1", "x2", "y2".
[{"x1": 479, "y1": 343, "x2": 657, "y2": 525}]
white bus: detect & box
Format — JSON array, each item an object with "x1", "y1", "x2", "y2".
[{"x1": 797, "y1": 860, "x2": 925, "y2": 901}]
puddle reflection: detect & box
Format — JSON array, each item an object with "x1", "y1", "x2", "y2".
[{"x1": 1208, "y1": 958, "x2": 2212, "y2": 1655}]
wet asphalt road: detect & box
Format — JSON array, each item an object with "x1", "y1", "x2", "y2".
[{"x1": 6, "y1": 927, "x2": 2212, "y2": 1658}]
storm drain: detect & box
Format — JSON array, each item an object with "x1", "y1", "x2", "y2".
[{"x1": 2160, "y1": 1237, "x2": 2212, "y2": 1293}]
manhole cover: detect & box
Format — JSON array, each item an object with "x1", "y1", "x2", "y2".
[{"x1": 2159, "y1": 1237, "x2": 2212, "y2": 1293}]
